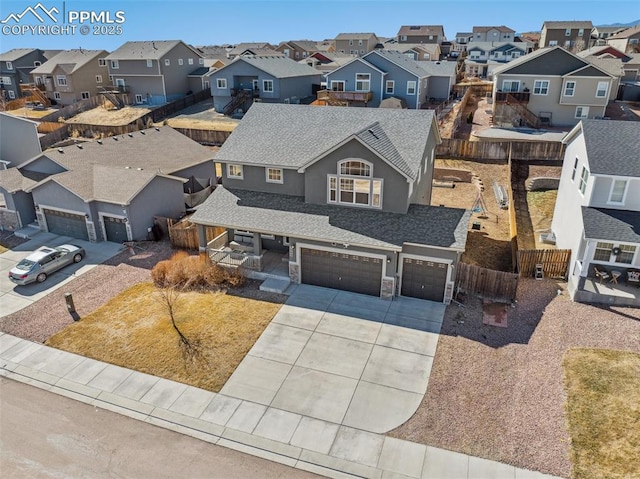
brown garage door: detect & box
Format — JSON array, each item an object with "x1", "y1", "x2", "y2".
[
  {"x1": 401, "y1": 258, "x2": 448, "y2": 302},
  {"x1": 300, "y1": 248, "x2": 382, "y2": 296}
]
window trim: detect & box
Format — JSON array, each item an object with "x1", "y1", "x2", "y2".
[
  {"x1": 355, "y1": 73, "x2": 371, "y2": 92},
  {"x1": 99, "y1": 58, "x2": 107, "y2": 66},
  {"x1": 575, "y1": 106, "x2": 589, "y2": 119},
  {"x1": 96, "y1": 75, "x2": 103, "y2": 83},
  {"x1": 81, "y1": 91, "x2": 90, "y2": 100},
  {"x1": 571, "y1": 157, "x2": 579, "y2": 181},
  {"x1": 327, "y1": 160, "x2": 382, "y2": 209},
  {"x1": 578, "y1": 166, "x2": 589, "y2": 194},
  {"x1": 6, "y1": 61, "x2": 13, "y2": 70},
  {"x1": 178, "y1": 58, "x2": 183, "y2": 66},
  {"x1": 7, "y1": 90, "x2": 15, "y2": 99},
  {"x1": 216, "y1": 78, "x2": 227, "y2": 89},
  {"x1": 565, "y1": 28, "x2": 572, "y2": 36},
  {"x1": 596, "y1": 81, "x2": 608, "y2": 98},
  {"x1": 110, "y1": 60, "x2": 119, "y2": 69},
  {"x1": 164, "y1": 59, "x2": 171, "y2": 66},
  {"x1": 533, "y1": 79, "x2": 549, "y2": 95},
  {"x1": 564, "y1": 80, "x2": 576, "y2": 97},
  {"x1": 330, "y1": 80, "x2": 345, "y2": 92},
  {"x1": 265, "y1": 167, "x2": 283, "y2": 184},
  {"x1": 56, "y1": 75, "x2": 67, "y2": 86},
  {"x1": 385, "y1": 80, "x2": 394, "y2": 94},
  {"x1": 146, "y1": 59, "x2": 153, "y2": 67},
  {"x1": 501, "y1": 79, "x2": 520, "y2": 93},
  {"x1": 607, "y1": 178, "x2": 628, "y2": 204},
  {"x1": 227, "y1": 164, "x2": 243, "y2": 179},
  {"x1": 53, "y1": 91, "x2": 61, "y2": 100},
  {"x1": 407, "y1": 80, "x2": 416, "y2": 95},
  {"x1": 262, "y1": 79, "x2": 274, "y2": 93}
]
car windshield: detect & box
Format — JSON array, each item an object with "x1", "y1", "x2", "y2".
[
  {"x1": 56, "y1": 247, "x2": 70, "y2": 254},
  {"x1": 15, "y1": 259, "x2": 36, "y2": 271}
]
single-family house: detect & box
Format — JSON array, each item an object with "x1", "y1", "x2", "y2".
[
  {"x1": 394, "y1": 43, "x2": 442, "y2": 61},
  {"x1": 29, "y1": 49, "x2": 109, "y2": 106},
  {"x1": 606, "y1": 25, "x2": 640, "y2": 54},
  {"x1": 592, "y1": 25, "x2": 627, "y2": 45},
  {"x1": 276, "y1": 40, "x2": 320, "y2": 60},
  {"x1": 0, "y1": 48, "x2": 53, "y2": 102},
  {"x1": 226, "y1": 43, "x2": 276, "y2": 60},
  {"x1": 453, "y1": 33, "x2": 473, "y2": 53},
  {"x1": 190, "y1": 103, "x2": 471, "y2": 302},
  {"x1": 300, "y1": 52, "x2": 357, "y2": 74},
  {"x1": 464, "y1": 41, "x2": 530, "y2": 79},
  {"x1": 491, "y1": 46, "x2": 616, "y2": 127},
  {"x1": 551, "y1": 120, "x2": 640, "y2": 306},
  {"x1": 0, "y1": 127, "x2": 215, "y2": 242},
  {"x1": 519, "y1": 32, "x2": 541, "y2": 50},
  {"x1": 397, "y1": 25, "x2": 446, "y2": 44},
  {"x1": 540, "y1": 21, "x2": 593, "y2": 50},
  {"x1": 105, "y1": 40, "x2": 205, "y2": 105},
  {"x1": 207, "y1": 56, "x2": 322, "y2": 115},
  {"x1": 471, "y1": 26, "x2": 516, "y2": 43},
  {"x1": 334, "y1": 33, "x2": 381, "y2": 56}
]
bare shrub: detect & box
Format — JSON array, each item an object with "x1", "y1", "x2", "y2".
[{"x1": 151, "y1": 251, "x2": 244, "y2": 290}]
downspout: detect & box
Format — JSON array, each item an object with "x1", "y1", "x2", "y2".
[
  {"x1": 158, "y1": 59, "x2": 167, "y2": 103},
  {"x1": 415, "y1": 76, "x2": 421, "y2": 109}
]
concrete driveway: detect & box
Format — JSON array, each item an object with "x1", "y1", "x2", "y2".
[
  {"x1": 0, "y1": 232, "x2": 122, "y2": 318},
  {"x1": 221, "y1": 284, "x2": 445, "y2": 434}
]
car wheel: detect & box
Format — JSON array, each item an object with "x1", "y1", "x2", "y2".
[
  {"x1": 36, "y1": 272, "x2": 47, "y2": 283},
  {"x1": 73, "y1": 253, "x2": 83, "y2": 263}
]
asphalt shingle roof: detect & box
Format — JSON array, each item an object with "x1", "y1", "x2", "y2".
[
  {"x1": 492, "y1": 47, "x2": 587, "y2": 76},
  {"x1": 578, "y1": 120, "x2": 640, "y2": 177},
  {"x1": 31, "y1": 49, "x2": 107, "y2": 75},
  {"x1": 335, "y1": 33, "x2": 378, "y2": 40},
  {"x1": 0, "y1": 168, "x2": 47, "y2": 193},
  {"x1": 397, "y1": 25, "x2": 445, "y2": 36},
  {"x1": 608, "y1": 25, "x2": 640, "y2": 39},
  {"x1": 213, "y1": 103, "x2": 437, "y2": 181},
  {"x1": 191, "y1": 187, "x2": 471, "y2": 251},
  {"x1": 105, "y1": 41, "x2": 191, "y2": 60},
  {"x1": 582, "y1": 207, "x2": 640, "y2": 243},
  {"x1": 416, "y1": 60, "x2": 458, "y2": 76},
  {"x1": 473, "y1": 25, "x2": 515, "y2": 33},
  {"x1": 221, "y1": 55, "x2": 320, "y2": 78},
  {"x1": 542, "y1": 21, "x2": 594, "y2": 29},
  {"x1": 0, "y1": 48, "x2": 37, "y2": 62},
  {"x1": 368, "y1": 50, "x2": 429, "y2": 77}
]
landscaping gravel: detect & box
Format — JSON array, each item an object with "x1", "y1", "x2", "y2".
[{"x1": 389, "y1": 278, "x2": 640, "y2": 478}]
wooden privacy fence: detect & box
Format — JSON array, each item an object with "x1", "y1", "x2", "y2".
[
  {"x1": 173, "y1": 128, "x2": 232, "y2": 145},
  {"x1": 167, "y1": 218, "x2": 225, "y2": 250},
  {"x1": 455, "y1": 262, "x2": 519, "y2": 303},
  {"x1": 517, "y1": 249, "x2": 571, "y2": 279},
  {"x1": 437, "y1": 139, "x2": 564, "y2": 161}
]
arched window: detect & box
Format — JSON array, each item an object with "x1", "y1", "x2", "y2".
[
  {"x1": 328, "y1": 160, "x2": 381, "y2": 208},
  {"x1": 339, "y1": 160, "x2": 371, "y2": 177}
]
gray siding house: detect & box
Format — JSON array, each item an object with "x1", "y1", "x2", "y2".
[
  {"x1": 540, "y1": 21, "x2": 594, "y2": 50},
  {"x1": 105, "y1": 40, "x2": 205, "y2": 105},
  {"x1": 207, "y1": 56, "x2": 322, "y2": 114},
  {"x1": 0, "y1": 127, "x2": 215, "y2": 242},
  {"x1": 551, "y1": 120, "x2": 640, "y2": 306},
  {"x1": 191, "y1": 103, "x2": 471, "y2": 303},
  {"x1": 471, "y1": 26, "x2": 516, "y2": 43},
  {"x1": 0, "y1": 48, "x2": 51, "y2": 101},
  {"x1": 465, "y1": 42, "x2": 530, "y2": 79}
]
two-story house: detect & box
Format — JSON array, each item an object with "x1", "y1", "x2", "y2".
[
  {"x1": 592, "y1": 25, "x2": 626, "y2": 46},
  {"x1": 190, "y1": 103, "x2": 471, "y2": 303},
  {"x1": 301, "y1": 52, "x2": 357, "y2": 74},
  {"x1": 395, "y1": 43, "x2": 441, "y2": 61},
  {"x1": 105, "y1": 40, "x2": 205, "y2": 105},
  {"x1": 606, "y1": 25, "x2": 640, "y2": 54},
  {"x1": 29, "y1": 49, "x2": 109, "y2": 106},
  {"x1": 464, "y1": 41, "x2": 530, "y2": 79},
  {"x1": 0, "y1": 48, "x2": 53, "y2": 101},
  {"x1": 491, "y1": 46, "x2": 615, "y2": 127},
  {"x1": 453, "y1": 33, "x2": 473, "y2": 53},
  {"x1": 276, "y1": 40, "x2": 320, "y2": 60},
  {"x1": 334, "y1": 33, "x2": 381, "y2": 56},
  {"x1": 208, "y1": 56, "x2": 322, "y2": 115},
  {"x1": 540, "y1": 21, "x2": 593, "y2": 51},
  {"x1": 551, "y1": 120, "x2": 639, "y2": 306},
  {"x1": 396, "y1": 26, "x2": 446, "y2": 44},
  {"x1": 470, "y1": 26, "x2": 516, "y2": 43}
]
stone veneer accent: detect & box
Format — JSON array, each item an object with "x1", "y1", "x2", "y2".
[
  {"x1": 289, "y1": 262, "x2": 300, "y2": 284},
  {"x1": 381, "y1": 277, "x2": 395, "y2": 300}
]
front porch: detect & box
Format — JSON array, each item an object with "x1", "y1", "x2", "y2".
[{"x1": 570, "y1": 262, "x2": 640, "y2": 307}]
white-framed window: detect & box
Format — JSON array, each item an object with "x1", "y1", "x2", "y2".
[
  {"x1": 188, "y1": 58, "x2": 194, "y2": 65},
  {"x1": 385, "y1": 80, "x2": 394, "y2": 94},
  {"x1": 511, "y1": 52, "x2": 521, "y2": 58},
  {"x1": 578, "y1": 28, "x2": 584, "y2": 36},
  {"x1": 6, "y1": 61, "x2": 13, "y2": 70},
  {"x1": 360, "y1": 50, "x2": 365, "y2": 55},
  {"x1": 115, "y1": 78, "x2": 125, "y2": 87},
  {"x1": 407, "y1": 81, "x2": 416, "y2": 95},
  {"x1": 350, "y1": 50, "x2": 355, "y2": 55},
  {"x1": 199, "y1": 58, "x2": 204, "y2": 64},
  {"x1": 430, "y1": 35, "x2": 434, "y2": 40},
  {"x1": 53, "y1": 92, "x2": 61, "y2": 100},
  {"x1": 355, "y1": 73, "x2": 370, "y2": 91},
  {"x1": 571, "y1": 157, "x2": 579, "y2": 181},
  {"x1": 549, "y1": 40, "x2": 558, "y2": 46},
  {"x1": 164, "y1": 59, "x2": 170, "y2": 66},
  {"x1": 135, "y1": 94, "x2": 144, "y2": 104},
  {"x1": 261, "y1": 234, "x2": 275, "y2": 240},
  {"x1": 593, "y1": 241, "x2": 613, "y2": 262},
  {"x1": 56, "y1": 75, "x2": 67, "y2": 86},
  {"x1": 263, "y1": 79, "x2": 274, "y2": 92},
  {"x1": 327, "y1": 160, "x2": 382, "y2": 208},
  {"x1": 608, "y1": 179, "x2": 628, "y2": 204},
  {"x1": 96, "y1": 75, "x2": 103, "y2": 83},
  {"x1": 616, "y1": 244, "x2": 637, "y2": 264},
  {"x1": 0, "y1": 76, "x2": 11, "y2": 85},
  {"x1": 35, "y1": 76, "x2": 43, "y2": 86},
  {"x1": 401, "y1": 35, "x2": 407, "y2": 41},
  {"x1": 501, "y1": 80, "x2": 520, "y2": 92},
  {"x1": 564, "y1": 81, "x2": 576, "y2": 96},
  {"x1": 216, "y1": 78, "x2": 227, "y2": 89},
  {"x1": 596, "y1": 81, "x2": 608, "y2": 98},
  {"x1": 330, "y1": 80, "x2": 345, "y2": 92},
  {"x1": 146, "y1": 59, "x2": 153, "y2": 67},
  {"x1": 579, "y1": 166, "x2": 589, "y2": 194},
  {"x1": 99, "y1": 58, "x2": 107, "y2": 66},
  {"x1": 110, "y1": 60, "x2": 119, "y2": 69},
  {"x1": 533, "y1": 80, "x2": 549, "y2": 95},
  {"x1": 575, "y1": 106, "x2": 589, "y2": 119},
  {"x1": 565, "y1": 40, "x2": 572, "y2": 48},
  {"x1": 349, "y1": 40, "x2": 353, "y2": 46},
  {"x1": 34, "y1": 61, "x2": 41, "y2": 67},
  {"x1": 7, "y1": 90, "x2": 15, "y2": 99},
  {"x1": 265, "y1": 167, "x2": 283, "y2": 184},
  {"x1": 81, "y1": 91, "x2": 90, "y2": 100},
  {"x1": 227, "y1": 164, "x2": 243, "y2": 179},
  {"x1": 565, "y1": 28, "x2": 572, "y2": 36},
  {"x1": 358, "y1": 40, "x2": 363, "y2": 46}
]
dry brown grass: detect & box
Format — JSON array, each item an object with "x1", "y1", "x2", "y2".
[
  {"x1": 46, "y1": 283, "x2": 282, "y2": 391},
  {"x1": 151, "y1": 251, "x2": 244, "y2": 289},
  {"x1": 563, "y1": 348, "x2": 640, "y2": 479},
  {"x1": 165, "y1": 117, "x2": 238, "y2": 131},
  {"x1": 65, "y1": 105, "x2": 152, "y2": 126},
  {"x1": 527, "y1": 190, "x2": 558, "y2": 249}
]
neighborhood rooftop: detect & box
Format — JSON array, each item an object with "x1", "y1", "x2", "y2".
[
  {"x1": 105, "y1": 40, "x2": 192, "y2": 60},
  {"x1": 30, "y1": 49, "x2": 105, "y2": 75},
  {"x1": 575, "y1": 120, "x2": 640, "y2": 177},
  {"x1": 582, "y1": 207, "x2": 640, "y2": 244},
  {"x1": 217, "y1": 55, "x2": 320, "y2": 78},
  {"x1": 0, "y1": 48, "x2": 38, "y2": 61}
]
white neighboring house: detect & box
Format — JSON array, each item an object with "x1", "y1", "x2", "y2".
[{"x1": 551, "y1": 119, "x2": 640, "y2": 306}]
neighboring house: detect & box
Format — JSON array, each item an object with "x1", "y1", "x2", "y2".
[
  {"x1": 519, "y1": 32, "x2": 541, "y2": 49},
  {"x1": 606, "y1": 25, "x2": 640, "y2": 54},
  {"x1": 0, "y1": 127, "x2": 215, "y2": 242},
  {"x1": 226, "y1": 43, "x2": 276, "y2": 60},
  {"x1": 578, "y1": 45, "x2": 639, "y2": 81},
  {"x1": 105, "y1": 40, "x2": 205, "y2": 105},
  {"x1": 334, "y1": 33, "x2": 380, "y2": 56},
  {"x1": 30, "y1": 49, "x2": 109, "y2": 106},
  {"x1": 207, "y1": 56, "x2": 322, "y2": 114},
  {"x1": 551, "y1": 120, "x2": 640, "y2": 306},
  {"x1": 300, "y1": 52, "x2": 357, "y2": 74},
  {"x1": 540, "y1": 21, "x2": 593, "y2": 50},
  {"x1": 397, "y1": 25, "x2": 446, "y2": 44},
  {"x1": 491, "y1": 46, "x2": 615, "y2": 127},
  {"x1": 315, "y1": 40, "x2": 335, "y2": 53},
  {"x1": 592, "y1": 25, "x2": 626, "y2": 45},
  {"x1": 471, "y1": 26, "x2": 516, "y2": 43},
  {"x1": 324, "y1": 49, "x2": 455, "y2": 108},
  {"x1": 464, "y1": 41, "x2": 530, "y2": 78},
  {"x1": 276, "y1": 40, "x2": 320, "y2": 60},
  {"x1": 0, "y1": 48, "x2": 51, "y2": 101},
  {"x1": 454, "y1": 32, "x2": 473, "y2": 53},
  {"x1": 0, "y1": 113, "x2": 43, "y2": 230},
  {"x1": 190, "y1": 103, "x2": 471, "y2": 303},
  {"x1": 394, "y1": 43, "x2": 441, "y2": 61}
]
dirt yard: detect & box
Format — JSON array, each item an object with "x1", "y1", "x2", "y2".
[
  {"x1": 65, "y1": 105, "x2": 152, "y2": 126},
  {"x1": 605, "y1": 101, "x2": 640, "y2": 122},
  {"x1": 4, "y1": 107, "x2": 57, "y2": 119},
  {"x1": 164, "y1": 100, "x2": 239, "y2": 131},
  {"x1": 389, "y1": 278, "x2": 640, "y2": 478}
]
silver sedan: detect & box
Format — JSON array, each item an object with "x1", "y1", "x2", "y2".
[{"x1": 8, "y1": 244, "x2": 85, "y2": 285}]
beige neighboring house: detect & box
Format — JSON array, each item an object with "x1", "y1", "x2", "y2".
[
  {"x1": 606, "y1": 25, "x2": 640, "y2": 54},
  {"x1": 226, "y1": 43, "x2": 275, "y2": 60},
  {"x1": 397, "y1": 25, "x2": 445, "y2": 44},
  {"x1": 453, "y1": 32, "x2": 473, "y2": 53},
  {"x1": 276, "y1": 41, "x2": 320, "y2": 60},
  {"x1": 393, "y1": 43, "x2": 441, "y2": 61},
  {"x1": 492, "y1": 46, "x2": 615, "y2": 127},
  {"x1": 334, "y1": 33, "x2": 380, "y2": 56},
  {"x1": 540, "y1": 21, "x2": 593, "y2": 50},
  {"x1": 300, "y1": 52, "x2": 357, "y2": 74},
  {"x1": 592, "y1": 25, "x2": 627, "y2": 45},
  {"x1": 30, "y1": 49, "x2": 109, "y2": 106},
  {"x1": 471, "y1": 26, "x2": 515, "y2": 43}
]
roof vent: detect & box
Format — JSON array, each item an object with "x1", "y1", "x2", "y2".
[
  {"x1": 128, "y1": 133, "x2": 133, "y2": 137},
  {"x1": 367, "y1": 128, "x2": 379, "y2": 140},
  {"x1": 140, "y1": 130, "x2": 145, "y2": 135},
  {"x1": 155, "y1": 127, "x2": 160, "y2": 131},
  {"x1": 76, "y1": 144, "x2": 83, "y2": 149},
  {"x1": 136, "y1": 167, "x2": 143, "y2": 171},
  {"x1": 57, "y1": 147, "x2": 64, "y2": 153},
  {"x1": 97, "y1": 139, "x2": 103, "y2": 144},
  {"x1": 125, "y1": 166, "x2": 131, "y2": 169},
  {"x1": 113, "y1": 137, "x2": 118, "y2": 141}
]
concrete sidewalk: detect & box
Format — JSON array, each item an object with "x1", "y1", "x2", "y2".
[{"x1": 0, "y1": 333, "x2": 563, "y2": 479}]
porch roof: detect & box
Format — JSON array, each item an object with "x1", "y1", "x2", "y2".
[
  {"x1": 582, "y1": 206, "x2": 640, "y2": 244},
  {"x1": 191, "y1": 187, "x2": 471, "y2": 251}
]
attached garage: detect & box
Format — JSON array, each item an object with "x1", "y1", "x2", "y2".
[
  {"x1": 300, "y1": 247, "x2": 383, "y2": 296},
  {"x1": 102, "y1": 216, "x2": 128, "y2": 242},
  {"x1": 43, "y1": 208, "x2": 89, "y2": 241},
  {"x1": 400, "y1": 257, "x2": 448, "y2": 302}
]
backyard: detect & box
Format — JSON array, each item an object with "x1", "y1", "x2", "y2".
[{"x1": 64, "y1": 105, "x2": 152, "y2": 126}]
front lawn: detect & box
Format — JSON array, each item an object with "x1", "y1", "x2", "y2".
[
  {"x1": 563, "y1": 348, "x2": 640, "y2": 479},
  {"x1": 46, "y1": 283, "x2": 282, "y2": 392}
]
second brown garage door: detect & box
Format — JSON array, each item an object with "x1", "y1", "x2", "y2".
[
  {"x1": 300, "y1": 248, "x2": 382, "y2": 296},
  {"x1": 401, "y1": 257, "x2": 448, "y2": 302}
]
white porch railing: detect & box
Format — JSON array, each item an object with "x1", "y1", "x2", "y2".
[{"x1": 207, "y1": 230, "x2": 228, "y2": 251}]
